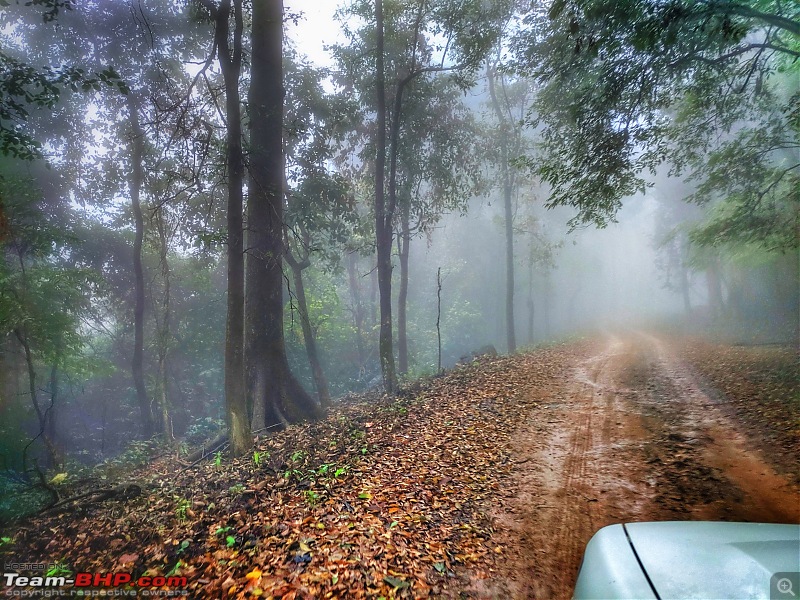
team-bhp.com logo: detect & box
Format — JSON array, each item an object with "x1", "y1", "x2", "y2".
[
  {"x1": 3, "y1": 569, "x2": 188, "y2": 596},
  {"x1": 4, "y1": 573, "x2": 187, "y2": 587}
]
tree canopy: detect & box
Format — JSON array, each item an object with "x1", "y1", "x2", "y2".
[{"x1": 517, "y1": 0, "x2": 799, "y2": 250}]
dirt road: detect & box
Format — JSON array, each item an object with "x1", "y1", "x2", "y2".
[{"x1": 490, "y1": 332, "x2": 800, "y2": 599}]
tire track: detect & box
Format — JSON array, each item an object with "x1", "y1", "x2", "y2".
[
  {"x1": 634, "y1": 330, "x2": 800, "y2": 524},
  {"x1": 486, "y1": 332, "x2": 799, "y2": 599},
  {"x1": 497, "y1": 336, "x2": 653, "y2": 599}
]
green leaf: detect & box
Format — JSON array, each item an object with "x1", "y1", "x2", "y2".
[
  {"x1": 383, "y1": 576, "x2": 410, "y2": 590},
  {"x1": 49, "y1": 472, "x2": 68, "y2": 485},
  {"x1": 166, "y1": 561, "x2": 183, "y2": 577}
]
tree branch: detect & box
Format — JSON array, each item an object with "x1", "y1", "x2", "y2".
[
  {"x1": 669, "y1": 41, "x2": 800, "y2": 68},
  {"x1": 703, "y1": 1, "x2": 800, "y2": 36}
]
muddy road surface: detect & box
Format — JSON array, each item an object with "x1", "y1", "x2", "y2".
[{"x1": 488, "y1": 332, "x2": 800, "y2": 599}]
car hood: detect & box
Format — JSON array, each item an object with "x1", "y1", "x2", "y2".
[
  {"x1": 573, "y1": 522, "x2": 800, "y2": 600},
  {"x1": 626, "y1": 521, "x2": 799, "y2": 599}
]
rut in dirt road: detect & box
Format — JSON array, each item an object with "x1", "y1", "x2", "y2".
[{"x1": 492, "y1": 333, "x2": 800, "y2": 600}]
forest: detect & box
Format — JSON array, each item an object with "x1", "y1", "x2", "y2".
[{"x1": 0, "y1": 0, "x2": 798, "y2": 597}]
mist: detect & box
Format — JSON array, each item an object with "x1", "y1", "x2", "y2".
[{"x1": 1, "y1": 0, "x2": 797, "y2": 534}]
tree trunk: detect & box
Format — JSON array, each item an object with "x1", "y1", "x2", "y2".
[
  {"x1": 0, "y1": 343, "x2": 9, "y2": 415},
  {"x1": 527, "y1": 255, "x2": 535, "y2": 345},
  {"x1": 246, "y1": 0, "x2": 321, "y2": 426},
  {"x1": 679, "y1": 236, "x2": 692, "y2": 317},
  {"x1": 502, "y1": 146, "x2": 516, "y2": 353},
  {"x1": 347, "y1": 254, "x2": 366, "y2": 372},
  {"x1": 127, "y1": 93, "x2": 153, "y2": 438},
  {"x1": 543, "y1": 271, "x2": 551, "y2": 340},
  {"x1": 706, "y1": 258, "x2": 725, "y2": 318},
  {"x1": 287, "y1": 254, "x2": 331, "y2": 407},
  {"x1": 369, "y1": 259, "x2": 378, "y2": 330},
  {"x1": 46, "y1": 341, "x2": 64, "y2": 468},
  {"x1": 154, "y1": 207, "x2": 174, "y2": 441},
  {"x1": 214, "y1": 0, "x2": 252, "y2": 455},
  {"x1": 387, "y1": 70, "x2": 416, "y2": 377},
  {"x1": 346, "y1": 252, "x2": 367, "y2": 376},
  {"x1": 680, "y1": 263, "x2": 692, "y2": 317},
  {"x1": 14, "y1": 329, "x2": 58, "y2": 469},
  {"x1": 487, "y1": 65, "x2": 516, "y2": 353},
  {"x1": 374, "y1": 0, "x2": 397, "y2": 393},
  {"x1": 436, "y1": 267, "x2": 442, "y2": 374},
  {"x1": 397, "y1": 203, "x2": 411, "y2": 374}
]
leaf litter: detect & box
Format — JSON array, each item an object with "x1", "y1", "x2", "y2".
[
  {"x1": 3, "y1": 337, "x2": 797, "y2": 598},
  {"x1": 3, "y1": 343, "x2": 581, "y2": 598}
]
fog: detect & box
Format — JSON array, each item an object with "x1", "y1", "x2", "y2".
[
  {"x1": 400, "y1": 193, "x2": 688, "y2": 366},
  {"x1": 1, "y1": 0, "x2": 797, "y2": 507}
]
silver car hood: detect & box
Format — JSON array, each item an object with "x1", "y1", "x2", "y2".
[
  {"x1": 626, "y1": 521, "x2": 799, "y2": 599},
  {"x1": 573, "y1": 522, "x2": 800, "y2": 599}
]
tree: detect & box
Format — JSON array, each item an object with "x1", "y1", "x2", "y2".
[
  {"x1": 82, "y1": 1, "x2": 203, "y2": 439},
  {"x1": 197, "y1": 0, "x2": 251, "y2": 455},
  {"x1": 246, "y1": 0, "x2": 322, "y2": 429},
  {"x1": 393, "y1": 75, "x2": 483, "y2": 373},
  {"x1": 74, "y1": 3, "x2": 236, "y2": 437},
  {"x1": 334, "y1": 0, "x2": 514, "y2": 391},
  {"x1": 126, "y1": 92, "x2": 154, "y2": 438},
  {"x1": 282, "y1": 54, "x2": 357, "y2": 407},
  {"x1": 3, "y1": 0, "x2": 256, "y2": 468},
  {"x1": 12, "y1": 0, "x2": 205, "y2": 439},
  {"x1": 486, "y1": 57, "x2": 535, "y2": 353},
  {"x1": 518, "y1": 0, "x2": 799, "y2": 249},
  {"x1": 681, "y1": 86, "x2": 799, "y2": 251},
  {"x1": 516, "y1": 211, "x2": 560, "y2": 345},
  {"x1": 373, "y1": 0, "x2": 394, "y2": 392},
  {"x1": 0, "y1": 168, "x2": 96, "y2": 469}
]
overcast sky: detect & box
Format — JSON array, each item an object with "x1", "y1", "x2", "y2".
[{"x1": 285, "y1": 2, "x2": 345, "y2": 67}]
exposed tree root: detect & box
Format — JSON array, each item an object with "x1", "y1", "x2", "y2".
[
  {"x1": 182, "y1": 433, "x2": 229, "y2": 464},
  {"x1": 40, "y1": 483, "x2": 142, "y2": 515}
]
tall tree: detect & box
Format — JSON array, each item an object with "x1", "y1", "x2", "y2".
[
  {"x1": 23, "y1": 0, "x2": 202, "y2": 439},
  {"x1": 373, "y1": 0, "x2": 396, "y2": 392},
  {"x1": 126, "y1": 92, "x2": 154, "y2": 438},
  {"x1": 486, "y1": 62, "x2": 530, "y2": 353},
  {"x1": 198, "y1": 0, "x2": 251, "y2": 455},
  {"x1": 0, "y1": 169, "x2": 96, "y2": 469},
  {"x1": 394, "y1": 76, "x2": 483, "y2": 373},
  {"x1": 284, "y1": 227, "x2": 332, "y2": 407},
  {"x1": 282, "y1": 54, "x2": 358, "y2": 407},
  {"x1": 246, "y1": 0, "x2": 322, "y2": 429},
  {"x1": 8, "y1": 0, "x2": 160, "y2": 439},
  {"x1": 335, "y1": 0, "x2": 514, "y2": 389}
]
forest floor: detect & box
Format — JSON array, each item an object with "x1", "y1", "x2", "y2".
[{"x1": 2, "y1": 332, "x2": 798, "y2": 599}]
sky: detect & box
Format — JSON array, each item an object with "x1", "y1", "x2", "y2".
[{"x1": 285, "y1": 2, "x2": 345, "y2": 68}]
